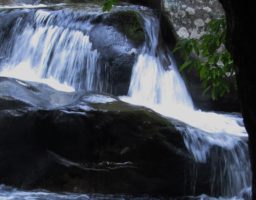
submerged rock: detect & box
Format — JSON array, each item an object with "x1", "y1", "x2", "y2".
[{"x1": 0, "y1": 77, "x2": 250, "y2": 197}]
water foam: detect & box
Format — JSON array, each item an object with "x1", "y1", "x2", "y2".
[{"x1": 0, "y1": 9, "x2": 100, "y2": 92}]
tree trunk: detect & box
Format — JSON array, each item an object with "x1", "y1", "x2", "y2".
[{"x1": 219, "y1": 0, "x2": 255, "y2": 198}]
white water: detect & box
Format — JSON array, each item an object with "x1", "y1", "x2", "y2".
[
  {"x1": 0, "y1": 3, "x2": 66, "y2": 9},
  {"x1": 121, "y1": 14, "x2": 246, "y2": 137},
  {"x1": 0, "y1": 6, "x2": 251, "y2": 198},
  {"x1": 0, "y1": 0, "x2": 247, "y2": 137},
  {"x1": 0, "y1": 9, "x2": 99, "y2": 92},
  {"x1": 0, "y1": 184, "x2": 251, "y2": 200},
  {"x1": 120, "y1": 13, "x2": 251, "y2": 197}
]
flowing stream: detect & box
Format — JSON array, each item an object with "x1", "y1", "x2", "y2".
[
  {"x1": 121, "y1": 13, "x2": 251, "y2": 197},
  {"x1": 0, "y1": 6, "x2": 102, "y2": 92},
  {"x1": 0, "y1": 2, "x2": 252, "y2": 200}
]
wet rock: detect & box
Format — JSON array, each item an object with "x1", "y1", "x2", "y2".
[
  {"x1": 89, "y1": 10, "x2": 146, "y2": 95},
  {"x1": 0, "y1": 77, "x2": 249, "y2": 197},
  {"x1": 89, "y1": 24, "x2": 137, "y2": 95},
  {"x1": 0, "y1": 77, "x2": 191, "y2": 196},
  {"x1": 103, "y1": 10, "x2": 145, "y2": 47}
]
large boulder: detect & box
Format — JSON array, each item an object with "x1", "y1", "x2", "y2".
[
  {"x1": 0, "y1": 77, "x2": 250, "y2": 197},
  {"x1": 89, "y1": 9, "x2": 145, "y2": 95},
  {"x1": 0, "y1": 77, "x2": 190, "y2": 196}
]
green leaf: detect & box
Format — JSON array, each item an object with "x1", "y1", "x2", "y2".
[
  {"x1": 173, "y1": 46, "x2": 181, "y2": 53},
  {"x1": 103, "y1": 0, "x2": 118, "y2": 11},
  {"x1": 199, "y1": 67, "x2": 207, "y2": 78},
  {"x1": 203, "y1": 85, "x2": 211, "y2": 95},
  {"x1": 180, "y1": 60, "x2": 192, "y2": 71}
]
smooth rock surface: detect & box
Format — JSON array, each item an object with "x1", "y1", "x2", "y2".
[{"x1": 0, "y1": 77, "x2": 250, "y2": 197}]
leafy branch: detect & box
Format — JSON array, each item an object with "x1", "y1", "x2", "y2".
[{"x1": 174, "y1": 18, "x2": 235, "y2": 100}]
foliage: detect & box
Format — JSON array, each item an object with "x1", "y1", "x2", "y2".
[
  {"x1": 102, "y1": 0, "x2": 118, "y2": 11},
  {"x1": 174, "y1": 18, "x2": 235, "y2": 100}
]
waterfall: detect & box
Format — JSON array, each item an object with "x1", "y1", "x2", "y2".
[
  {"x1": 122, "y1": 14, "x2": 194, "y2": 119},
  {"x1": 121, "y1": 13, "x2": 251, "y2": 197},
  {"x1": 0, "y1": 5, "x2": 252, "y2": 198},
  {"x1": 122, "y1": 13, "x2": 246, "y2": 137},
  {"x1": 0, "y1": 9, "x2": 101, "y2": 92}
]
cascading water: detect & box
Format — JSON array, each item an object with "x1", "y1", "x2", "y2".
[
  {"x1": 122, "y1": 13, "x2": 246, "y2": 137},
  {"x1": 121, "y1": 13, "x2": 251, "y2": 197},
  {"x1": 123, "y1": 15, "x2": 194, "y2": 115},
  {"x1": 0, "y1": 8, "x2": 101, "y2": 92},
  {"x1": 0, "y1": 3, "x2": 252, "y2": 199}
]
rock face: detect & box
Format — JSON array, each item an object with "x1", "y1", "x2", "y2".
[
  {"x1": 89, "y1": 10, "x2": 145, "y2": 95},
  {"x1": 162, "y1": 0, "x2": 240, "y2": 112},
  {"x1": 0, "y1": 77, "x2": 250, "y2": 197},
  {"x1": 163, "y1": 0, "x2": 224, "y2": 39}
]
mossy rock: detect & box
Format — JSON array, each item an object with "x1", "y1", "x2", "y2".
[{"x1": 105, "y1": 10, "x2": 145, "y2": 46}]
